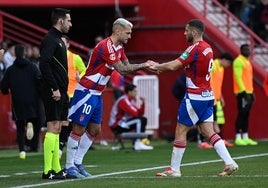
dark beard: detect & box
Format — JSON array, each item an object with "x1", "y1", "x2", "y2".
[{"x1": 187, "y1": 35, "x2": 194, "y2": 42}]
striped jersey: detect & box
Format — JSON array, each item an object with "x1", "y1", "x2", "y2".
[
  {"x1": 178, "y1": 41, "x2": 214, "y2": 99},
  {"x1": 78, "y1": 37, "x2": 127, "y2": 92}
]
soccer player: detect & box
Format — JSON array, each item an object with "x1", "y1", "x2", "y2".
[
  {"x1": 148, "y1": 19, "x2": 238, "y2": 177},
  {"x1": 210, "y1": 52, "x2": 234, "y2": 147},
  {"x1": 65, "y1": 18, "x2": 152, "y2": 178}
]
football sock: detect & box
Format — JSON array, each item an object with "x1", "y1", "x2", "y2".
[
  {"x1": 74, "y1": 131, "x2": 95, "y2": 165},
  {"x1": 65, "y1": 131, "x2": 81, "y2": 169},
  {"x1": 52, "y1": 134, "x2": 61, "y2": 173},
  {"x1": 235, "y1": 133, "x2": 242, "y2": 139},
  {"x1": 171, "y1": 140, "x2": 186, "y2": 172},
  {"x1": 242, "y1": 132, "x2": 248, "y2": 139},
  {"x1": 210, "y1": 133, "x2": 233, "y2": 165},
  {"x1": 43, "y1": 132, "x2": 56, "y2": 174}
]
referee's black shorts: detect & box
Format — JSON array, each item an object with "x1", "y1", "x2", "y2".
[{"x1": 41, "y1": 86, "x2": 69, "y2": 123}]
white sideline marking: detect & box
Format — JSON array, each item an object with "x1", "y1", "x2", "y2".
[
  {"x1": 0, "y1": 165, "x2": 97, "y2": 178},
  {"x1": 99, "y1": 174, "x2": 268, "y2": 178},
  {"x1": 10, "y1": 153, "x2": 268, "y2": 188}
]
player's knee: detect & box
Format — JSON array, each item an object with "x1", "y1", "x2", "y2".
[
  {"x1": 71, "y1": 123, "x2": 86, "y2": 136},
  {"x1": 88, "y1": 126, "x2": 101, "y2": 136}
]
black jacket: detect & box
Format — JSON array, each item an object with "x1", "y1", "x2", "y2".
[
  {"x1": 39, "y1": 27, "x2": 68, "y2": 93},
  {"x1": 1, "y1": 57, "x2": 42, "y2": 120}
]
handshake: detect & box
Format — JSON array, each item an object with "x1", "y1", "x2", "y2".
[{"x1": 143, "y1": 60, "x2": 160, "y2": 74}]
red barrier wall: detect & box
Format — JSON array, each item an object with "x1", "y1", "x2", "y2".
[{"x1": 0, "y1": 94, "x2": 17, "y2": 147}]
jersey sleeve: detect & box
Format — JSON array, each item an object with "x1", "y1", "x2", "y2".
[{"x1": 177, "y1": 45, "x2": 196, "y2": 67}]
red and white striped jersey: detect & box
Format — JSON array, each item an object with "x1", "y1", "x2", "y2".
[
  {"x1": 178, "y1": 41, "x2": 214, "y2": 97},
  {"x1": 79, "y1": 37, "x2": 127, "y2": 92}
]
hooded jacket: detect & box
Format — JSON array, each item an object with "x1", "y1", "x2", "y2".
[{"x1": 0, "y1": 57, "x2": 42, "y2": 120}]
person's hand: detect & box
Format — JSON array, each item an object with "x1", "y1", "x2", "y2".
[
  {"x1": 75, "y1": 72, "x2": 80, "y2": 82},
  {"x1": 52, "y1": 89, "x2": 61, "y2": 101},
  {"x1": 140, "y1": 96, "x2": 145, "y2": 103},
  {"x1": 145, "y1": 60, "x2": 160, "y2": 74}
]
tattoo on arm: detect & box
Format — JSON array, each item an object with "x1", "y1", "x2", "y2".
[
  {"x1": 113, "y1": 61, "x2": 145, "y2": 75},
  {"x1": 122, "y1": 60, "x2": 130, "y2": 66}
]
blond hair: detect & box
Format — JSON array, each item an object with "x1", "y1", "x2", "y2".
[{"x1": 113, "y1": 18, "x2": 133, "y2": 29}]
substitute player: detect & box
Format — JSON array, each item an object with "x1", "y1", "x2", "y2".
[
  {"x1": 148, "y1": 19, "x2": 238, "y2": 177},
  {"x1": 65, "y1": 18, "x2": 153, "y2": 178}
]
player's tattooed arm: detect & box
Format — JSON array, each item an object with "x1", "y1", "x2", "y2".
[
  {"x1": 113, "y1": 60, "x2": 148, "y2": 75},
  {"x1": 121, "y1": 59, "x2": 130, "y2": 66}
]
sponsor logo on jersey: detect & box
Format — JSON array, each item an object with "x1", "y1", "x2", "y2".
[
  {"x1": 201, "y1": 90, "x2": 213, "y2": 97},
  {"x1": 180, "y1": 51, "x2": 189, "y2": 60}
]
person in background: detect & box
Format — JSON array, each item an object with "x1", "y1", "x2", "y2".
[
  {"x1": 233, "y1": 44, "x2": 258, "y2": 146},
  {"x1": 0, "y1": 40, "x2": 11, "y2": 51},
  {"x1": 0, "y1": 48, "x2": 6, "y2": 87},
  {"x1": 39, "y1": 8, "x2": 72, "y2": 180},
  {"x1": 30, "y1": 46, "x2": 40, "y2": 65},
  {"x1": 109, "y1": 84, "x2": 153, "y2": 150},
  {"x1": 3, "y1": 44, "x2": 16, "y2": 68},
  {"x1": 25, "y1": 45, "x2": 33, "y2": 61},
  {"x1": 64, "y1": 18, "x2": 153, "y2": 178},
  {"x1": 197, "y1": 53, "x2": 234, "y2": 149},
  {"x1": 0, "y1": 44, "x2": 42, "y2": 159},
  {"x1": 172, "y1": 72, "x2": 186, "y2": 102},
  {"x1": 59, "y1": 35, "x2": 86, "y2": 159},
  {"x1": 148, "y1": 19, "x2": 238, "y2": 177},
  {"x1": 209, "y1": 52, "x2": 234, "y2": 147},
  {"x1": 0, "y1": 48, "x2": 5, "y2": 57},
  {"x1": 24, "y1": 45, "x2": 44, "y2": 152}
]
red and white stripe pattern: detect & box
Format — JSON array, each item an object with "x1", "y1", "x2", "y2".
[
  {"x1": 79, "y1": 37, "x2": 127, "y2": 93},
  {"x1": 85, "y1": 130, "x2": 96, "y2": 140},
  {"x1": 70, "y1": 131, "x2": 81, "y2": 142},
  {"x1": 209, "y1": 133, "x2": 221, "y2": 146},
  {"x1": 173, "y1": 140, "x2": 186, "y2": 148},
  {"x1": 178, "y1": 41, "x2": 214, "y2": 98}
]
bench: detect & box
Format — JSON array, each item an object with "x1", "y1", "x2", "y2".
[{"x1": 112, "y1": 132, "x2": 148, "y2": 150}]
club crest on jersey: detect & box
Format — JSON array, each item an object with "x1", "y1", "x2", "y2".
[
  {"x1": 110, "y1": 53, "x2": 116, "y2": 61},
  {"x1": 80, "y1": 114, "x2": 85, "y2": 121},
  {"x1": 180, "y1": 51, "x2": 189, "y2": 60},
  {"x1": 118, "y1": 52, "x2": 121, "y2": 59}
]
